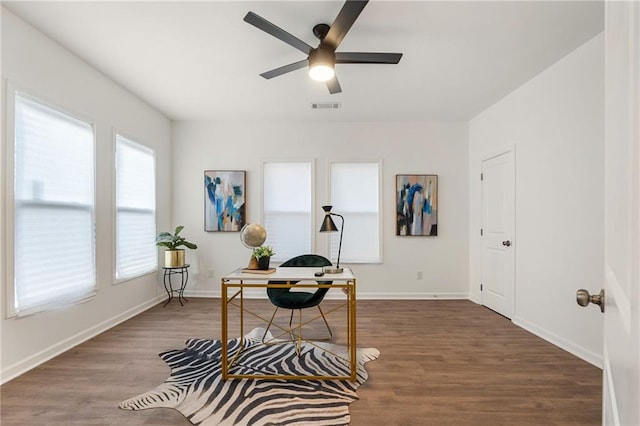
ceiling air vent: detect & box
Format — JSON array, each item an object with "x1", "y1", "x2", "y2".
[{"x1": 311, "y1": 102, "x2": 341, "y2": 110}]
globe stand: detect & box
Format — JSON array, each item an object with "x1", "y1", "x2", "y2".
[{"x1": 247, "y1": 256, "x2": 259, "y2": 270}]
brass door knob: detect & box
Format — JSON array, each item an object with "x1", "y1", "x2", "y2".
[{"x1": 576, "y1": 288, "x2": 605, "y2": 313}]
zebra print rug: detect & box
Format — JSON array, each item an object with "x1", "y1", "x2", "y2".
[{"x1": 119, "y1": 327, "x2": 379, "y2": 425}]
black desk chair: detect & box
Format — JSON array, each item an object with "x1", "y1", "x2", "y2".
[{"x1": 262, "y1": 254, "x2": 333, "y2": 347}]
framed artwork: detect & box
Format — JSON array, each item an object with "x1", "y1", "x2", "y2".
[
  {"x1": 396, "y1": 174, "x2": 438, "y2": 236},
  {"x1": 204, "y1": 170, "x2": 246, "y2": 232}
]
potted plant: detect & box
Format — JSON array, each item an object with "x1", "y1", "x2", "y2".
[
  {"x1": 252, "y1": 245, "x2": 275, "y2": 270},
  {"x1": 156, "y1": 225, "x2": 198, "y2": 268}
]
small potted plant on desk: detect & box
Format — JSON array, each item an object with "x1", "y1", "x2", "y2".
[
  {"x1": 156, "y1": 225, "x2": 198, "y2": 268},
  {"x1": 249, "y1": 245, "x2": 275, "y2": 270}
]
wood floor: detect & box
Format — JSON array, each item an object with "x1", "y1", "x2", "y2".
[{"x1": 0, "y1": 298, "x2": 601, "y2": 425}]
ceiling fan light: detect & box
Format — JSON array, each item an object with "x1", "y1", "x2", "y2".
[
  {"x1": 309, "y1": 47, "x2": 336, "y2": 82},
  {"x1": 309, "y1": 64, "x2": 335, "y2": 82}
]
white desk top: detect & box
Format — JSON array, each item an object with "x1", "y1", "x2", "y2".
[{"x1": 222, "y1": 266, "x2": 355, "y2": 281}]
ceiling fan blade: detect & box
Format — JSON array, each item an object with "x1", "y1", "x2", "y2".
[
  {"x1": 322, "y1": 0, "x2": 368, "y2": 50},
  {"x1": 244, "y1": 11, "x2": 313, "y2": 55},
  {"x1": 336, "y1": 52, "x2": 403, "y2": 64},
  {"x1": 260, "y1": 59, "x2": 309, "y2": 79},
  {"x1": 326, "y1": 75, "x2": 342, "y2": 94}
]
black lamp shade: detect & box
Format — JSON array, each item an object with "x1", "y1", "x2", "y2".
[
  {"x1": 320, "y1": 215, "x2": 338, "y2": 232},
  {"x1": 319, "y1": 205, "x2": 338, "y2": 232}
]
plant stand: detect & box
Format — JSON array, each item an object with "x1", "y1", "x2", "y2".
[{"x1": 162, "y1": 264, "x2": 190, "y2": 307}]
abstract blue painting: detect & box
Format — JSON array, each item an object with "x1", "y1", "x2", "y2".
[
  {"x1": 204, "y1": 170, "x2": 245, "y2": 232},
  {"x1": 396, "y1": 174, "x2": 438, "y2": 236}
]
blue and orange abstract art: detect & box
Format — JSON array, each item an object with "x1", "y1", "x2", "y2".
[
  {"x1": 396, "y1": 174, "x2": 438, "y2": 236},
  {"x1": 204, "y1": 170, "x2": 246, "y2": 232}
]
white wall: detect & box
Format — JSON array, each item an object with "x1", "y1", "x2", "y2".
[
  {"x1": 0, "y1": 9, "x2": 172, "y2": 382},
  {"x1": 469, "y1": 34, "x2": 604, "y2": 366},
  {"x1": 171, "y1": 121, "x2": 469, "y2": 299}
]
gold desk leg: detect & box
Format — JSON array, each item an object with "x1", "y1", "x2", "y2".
[
  {"x1": 221, "y1": 279, "x2": 228, "y2": 380},
  {"x1": 240, "y1": 280, "x2": 244, "y2": 341},
  {"x1": 346, "y1": 284, "x2": 351, "y2": 351},
  {"x1": 350, "y1": 279, "x2": 357, "y2": 381},
  {"x1": 225, "y1": 281, "x2": 246, "y2": 374}
]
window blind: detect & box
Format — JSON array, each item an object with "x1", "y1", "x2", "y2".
[
  {"x1": 115, "y1": 134, "x2": 157, "y2": 280},
  {"x1": 14, "y1": 93, "x2": 96, "y2": 315},
  {"x1": 330, "y1": 162, "x2": 381, "y2": 263},
  {"x1": 262, "y1": 162, "x2": 312, "y2": 262}
]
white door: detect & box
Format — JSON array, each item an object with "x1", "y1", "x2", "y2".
[
  {"x1": 481, "y1": 149, "x2": 515, "y2": 318},
  {"x1": 601, "y1": 1, "x2": 640, "y2": 424}
]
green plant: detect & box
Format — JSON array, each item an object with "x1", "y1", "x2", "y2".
[
  {"x1": 252, "y1": 245, "x2": 275, "y2": 259},
  {"x1": 156, "y1": 225, "x2": 198, "y2": 250}
]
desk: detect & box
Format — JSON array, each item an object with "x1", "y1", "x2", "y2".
[
  {"x1": 162, "y1": 264, "x2": 190, "y2": 307},
  {"x1": 221, "y1": 267, "x2": 356, "y2": 381}
]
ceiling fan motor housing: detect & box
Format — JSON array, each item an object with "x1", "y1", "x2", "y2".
[{"x1": 309, "y1": 46, "x2": 336, "y2": 67}]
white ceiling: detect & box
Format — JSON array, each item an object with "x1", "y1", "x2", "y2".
[{"x1": 3, "y1": 1, "x2": 604, "y2": 122}]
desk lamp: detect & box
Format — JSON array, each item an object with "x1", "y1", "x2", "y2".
[{"x1": 319, "y1": 205, "x2": 344, "y2": 274}]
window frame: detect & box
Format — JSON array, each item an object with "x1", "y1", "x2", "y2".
[
  {"x1": 327, "y1": 160, "x2": 383, "y2": 264},
  {"x1": 113, "y1": 130, "x2": 158, "y2": 283},
  {"x1": 6, "y1": 83, "x2": 98, "y2": 317}
]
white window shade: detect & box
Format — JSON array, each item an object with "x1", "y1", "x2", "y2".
[
  {"x1": 14, "y1": 93, "x2": 96, "y2": 315},
  {"x1": 115, "y1": 135, "x2": 157, "y2": 280},
  {"x1": 330, "y1": 162, "x2": 381, "y2": 263},
  {"x1": 263, "y1": 161, "x2": 312, "y2": 261}
]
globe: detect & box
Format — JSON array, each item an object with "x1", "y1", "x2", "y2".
[{"x1": 240, "y1": 223, "x2": 267, "y2": 248}]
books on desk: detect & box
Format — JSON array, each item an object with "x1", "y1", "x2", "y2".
[{"x1": 241, "y1": 268, "x2": 276, "y2": 275}]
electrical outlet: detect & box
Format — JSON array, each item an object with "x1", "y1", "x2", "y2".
[
  {"x1": 417, "y1": 271, "x2": 423, "y2": 280},
  {"x1": 208, "y1": 269, "x2": 214, "y2": 278}
]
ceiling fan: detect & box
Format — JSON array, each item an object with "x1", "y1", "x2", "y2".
[{"x1": 243, "y1": 0, "x2": 403, "y2": 94}]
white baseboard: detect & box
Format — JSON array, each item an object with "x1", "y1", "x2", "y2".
[
  {"x1": 184, "y1": 289, "x2": 469, "y2": 300},
  {"x1": 468, "y1": 294, "x2": 481, "y2": 304},
  {"x1": 512, "y1": 315, "x2": 603, "y2": 368},
  {"x1": 184, "y1": 290, "x2": 222, "y2": 298},
  {"x1": 0, "y1": 295, "x2": 164, "y2": 385}
]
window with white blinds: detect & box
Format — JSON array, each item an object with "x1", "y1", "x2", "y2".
[
  {"x1": 13, "y1": 93, "x2": 96, "y2": 316},
  {"x1": 262, "y1": 161, "x2": 313, "y2": 262},
  {"x1": 115, "y1": 134, "x2": 157, "y2": 280},
  {"x1": 329, "y1": 162, "x2": 381, "y2": 263}
]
